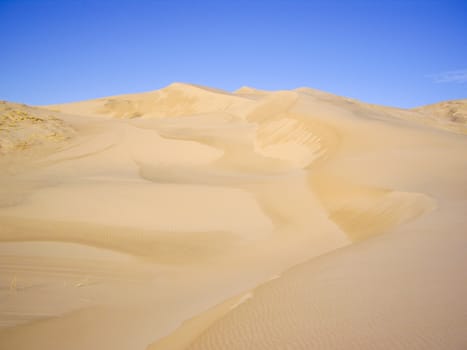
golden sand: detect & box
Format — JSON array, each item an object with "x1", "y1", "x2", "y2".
[{"x1": 0, "y1": 84, "x2": 466, "y2": 349}]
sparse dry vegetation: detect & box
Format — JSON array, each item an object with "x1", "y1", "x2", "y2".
[{"x1": 0, "y1": 101, "x2": 74, "y2": 154}]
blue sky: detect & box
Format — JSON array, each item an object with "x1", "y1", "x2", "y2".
[{"x1": 0, "y1": 0, "x2": 466, "y2": 107}]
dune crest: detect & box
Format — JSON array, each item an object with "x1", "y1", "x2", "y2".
[
  {"x1": 413, "y1": 99, "x2": 467, "y2": 133},
  {"x1": 46, "y1": 82, "x2": 255, "y2": 119}
]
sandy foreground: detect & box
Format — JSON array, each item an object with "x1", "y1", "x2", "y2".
[{"x1": 0, "y1": 84, "x2": 466, "y2": 349}]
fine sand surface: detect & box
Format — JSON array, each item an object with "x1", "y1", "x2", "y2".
[{"x1": 0, "y1": 83, "x2": 466, "y2": 349}]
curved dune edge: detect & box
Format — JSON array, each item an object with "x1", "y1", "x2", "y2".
[
  {"x1": 147, "y1": 291, "x2": 254, "y2": 350},
  {"x1": 148, "y1": 198, "x2": 464, "y2": 350},
  {"x1": 180, "y1": 202, "x2": 467, "y2": 350},
  {"x1": 310, "y1": 175, "x2": 437, "y2": 241},
  {"x1": 146, "y1": 181, "x2": 438, "y2": 349}
]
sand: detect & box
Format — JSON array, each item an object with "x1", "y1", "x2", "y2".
[{"x1": 0, "y1": 83, "x2": 466, "y2": 349}]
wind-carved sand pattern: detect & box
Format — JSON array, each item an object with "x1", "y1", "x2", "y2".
[{"x1": 0, "y1": 83, "x2": 466, "y2": 350}]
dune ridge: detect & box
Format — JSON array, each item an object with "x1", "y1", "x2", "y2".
[
  {"x1": 45, "y1": 83, "x2": 256, "y2": 119},
  {"x1": 413, "y1": 99, "x2": 467, "y2": 133}
]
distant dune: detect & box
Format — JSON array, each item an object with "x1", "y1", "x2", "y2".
[
  {"x1": 45, "y1": 83, "x2": 255, "y2": 119},
  {"x1": 0, "y1": 101, "x2": 74, "y2": 155},
  {"x1": 0, "y1": 83, "x2": 466, "y2": 350},
  {"x1": 413, "y1": 99, "x2": 467, "y2": 132}
]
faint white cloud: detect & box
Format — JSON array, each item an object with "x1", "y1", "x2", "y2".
[{"x1": 429, "y1": 69, "x2": 467, "y2": 83}]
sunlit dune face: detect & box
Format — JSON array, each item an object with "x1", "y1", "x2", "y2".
[{"x1": 1, "y1": 84, "x2": 466, "y2": 350}]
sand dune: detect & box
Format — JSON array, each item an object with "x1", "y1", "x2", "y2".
[
  {"x1": 0, "y1": 83, "x2": 466, "y2": 349},
  {"x1": 413, "y1": 99, "x2": 467, "y2": 133},
  {"x1": 0, "y1": 101, "x2": 74, "y2": 155},
  {"x1": 46, "y1": 83, "x2": 256, "y2": 119}
]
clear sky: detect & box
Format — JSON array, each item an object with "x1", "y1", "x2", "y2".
[{"x1": 0, "y1": 0, "x2": 466, "y2": 107}]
